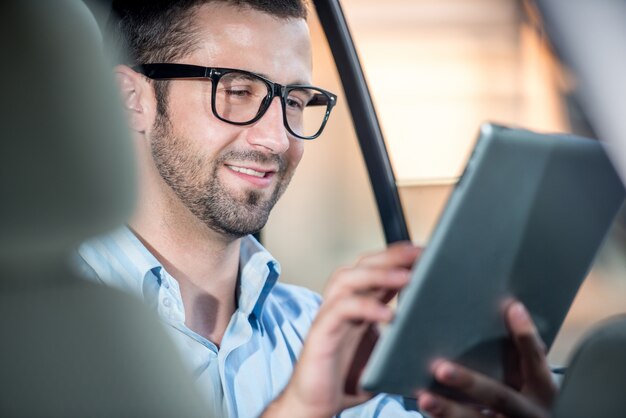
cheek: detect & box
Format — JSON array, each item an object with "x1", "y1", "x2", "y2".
[
  {"x1": 167, "y1": 87, "x2": 242, "y2": 155},
  {"x1": 166, "y1": 81, "x2": 214, "y2": 138}
]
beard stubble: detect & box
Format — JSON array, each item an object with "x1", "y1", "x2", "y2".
[{"x1": 150, "y1": 112, "x2": 291, "y2": 238}]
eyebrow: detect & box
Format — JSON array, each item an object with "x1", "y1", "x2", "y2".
[
  {"x1": 227, "y1": 72, "x2": 259, "y2": 82},
  {"x1": 289, "y1": 79, "x2": 312, "y2": 86},
  {"x1": 255, "y1": 71, "x2": 310, "y2": 86}
]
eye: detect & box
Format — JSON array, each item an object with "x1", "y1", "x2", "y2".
[
  {"x1": 286, "y1": 89, "x2": 313, "y2": 111},
  {"x1": 225, "y1": 88, "x2": 252, "y2": 98},
  {"x1": 218, "y1": 71, "x2": 267, "y2": 101},
  {"x1": 286, "y1": 97, "x2": 305, "y2": 110}
]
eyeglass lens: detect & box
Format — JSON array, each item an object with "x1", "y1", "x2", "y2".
[{"x1": 215, "y1": 71, "x2": 330, "y2": 138}]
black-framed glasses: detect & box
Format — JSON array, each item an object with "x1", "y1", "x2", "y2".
[{"x1": 134, "y1": 63, "x2": 338, "y2": 140}]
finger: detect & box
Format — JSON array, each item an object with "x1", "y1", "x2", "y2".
[
  {"x1": 316, "y1": 295, "x2": 394, "y2": 335},
  {"x1": 367, "y1": 286, "x2": 399, "y2": 305},
  {"x1": 431, "y1": 361, "x2": 547, "y2": 418},
  {"x1": 324, "y1": 266, "x2": 410, "y2": 303},
  {"x1": 355, "y1": 242, "x2": 421, "y2": 270},
  {"x1": 344, "y1": 324, "x2": 379, "y2": 395},
  {"x1": 506, "y1": 302, "x2": 546, "y2": 360},
  {"x1": 307, "y1": 297, "x2": 387, "y2": 370},
  {"x1": 505, "y1": 302, "x2": 556, "y2": 401},
  {"x1": 418, "y1": 391, "x2": 485, "y2": 418}
]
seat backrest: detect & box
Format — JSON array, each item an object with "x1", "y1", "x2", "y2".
[
  {"x1": 551, "y1": 315, "x2": 626, "y2": 418},
  {"x1": 0, "y1": 0, "x2": 135, "y2": 263},
  {"x1": 0, "y1": 1, "x2": 207, "y2": 416}
]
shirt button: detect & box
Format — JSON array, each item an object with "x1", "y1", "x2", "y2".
[
  {"x1": 163, "y1": 298, "x2": 172, "y2": 308},
  {"x1": 162, "y1": 280, "x2": 170, "y2": 289}
]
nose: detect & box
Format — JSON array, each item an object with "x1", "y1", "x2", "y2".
[{"x1": 246, "y1": 97, "x2": 290, "y2": 154}]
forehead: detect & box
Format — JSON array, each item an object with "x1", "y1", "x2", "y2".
[{"x1": 185, "y1": 3, "x2": 312, "y2": 84}]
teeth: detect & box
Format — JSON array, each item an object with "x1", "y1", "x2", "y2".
[{"x1": 228, "y1": 165, "x2": 266, "y2": 178}]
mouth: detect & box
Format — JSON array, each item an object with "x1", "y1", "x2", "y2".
[
  {"x1": 225, "y1": 163, "x2": 278, "y2": 188},
  {"x1": 226, "y1": 165, "x2": 272, "y2": 178}
]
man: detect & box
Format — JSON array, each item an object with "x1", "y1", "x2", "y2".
[{"x1": 78, "y1": 1, "x2": 422, "y2": 417}]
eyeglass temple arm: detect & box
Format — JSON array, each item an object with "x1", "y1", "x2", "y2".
[{"x1": 313, "y1": 0, "x2": 411, "y2": 244}]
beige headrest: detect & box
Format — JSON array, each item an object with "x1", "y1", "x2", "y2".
[{"x1": 0, "y1": 0, "x2": 136, "y2": 261}]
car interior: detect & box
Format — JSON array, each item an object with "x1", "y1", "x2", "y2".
[{"x1": 2, "y1": 0, "x2": 626, "y2": 416}]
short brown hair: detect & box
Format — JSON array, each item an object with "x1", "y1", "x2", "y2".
[
  {"x1": 106, "y1": 0, "x2": 308, "y2": 115},
  {"x1": 107, "y1": 0, "x2": 308, "y2": 66}
]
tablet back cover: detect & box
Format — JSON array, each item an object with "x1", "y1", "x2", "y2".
[{"x1": 360, "y1": 123, "x2": 626, "y2": 397}]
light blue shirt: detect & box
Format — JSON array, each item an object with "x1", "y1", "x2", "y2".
[{"x1": 77, "y1": 226, "x2": 421, "y2": 418}]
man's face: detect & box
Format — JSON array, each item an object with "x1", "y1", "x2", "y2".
[{"x1": 148, "y1": 4, "x2": 311, "y2": 238}]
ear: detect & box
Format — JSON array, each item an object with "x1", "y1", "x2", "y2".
[{"x1": 114, "y1": 65, "x2": 155, "y2": 134}]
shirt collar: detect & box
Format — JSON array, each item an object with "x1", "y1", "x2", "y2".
[
  {"x1": 80, "y1": 226, "x2": 281, "y2": 319},
  {"x1": 237, "y1": 235, "x2": 281, "y2": 319},
  {"x1": 78, "y1": 226, "x2": 162, "y2": 299}
]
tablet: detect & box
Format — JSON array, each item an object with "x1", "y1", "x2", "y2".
[{"x1": 360, "y1": 123, "x2": 626, "y2": 397}]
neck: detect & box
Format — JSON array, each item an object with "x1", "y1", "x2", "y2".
[{"x1": 130, "y1": 191, "x2": 242, "y2": 347}]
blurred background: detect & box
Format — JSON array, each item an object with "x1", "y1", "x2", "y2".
[{"x1": 263, "y1": 0, "x2": 626, "y2": 365}]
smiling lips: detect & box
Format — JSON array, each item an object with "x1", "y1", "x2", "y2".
[
  {"x1": 225, "y1": 164, "x2": 277, "y2": 187},
  {"x1": 227, "y1": 165, "x2": 269, "y2": 178}
]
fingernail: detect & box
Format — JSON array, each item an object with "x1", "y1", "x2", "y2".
[
  {"x1": 392, "y1": 269, "x2": 410, "y2": 281},
  {"x1": 439, "y1": 361, "x2": 458, "y2": 382},
  {"x1": 510, "y1": 302, "x2": 529, "y2": 322},
  {"x1": 419, "y1": 393, "x2": 441, "y2": 413},
  {"x1": 429, "y1": 358, "x2": 445, "y2": 372}
]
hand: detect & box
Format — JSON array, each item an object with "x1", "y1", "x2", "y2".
[
  {"x1": 417, "y1": 301, "x2": 558, "y2": 418},
  {"x1": 262, "y1": 242, "x2": 421, "y2": 418}
]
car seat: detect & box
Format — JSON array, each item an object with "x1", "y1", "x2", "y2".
[{"x1": 0, "y1": 1, "x2": 208, "y2": 416}]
